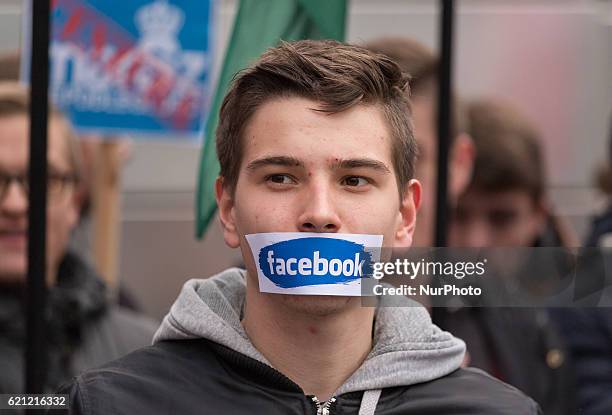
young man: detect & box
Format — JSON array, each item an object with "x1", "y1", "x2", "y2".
[
  {"x1": 447, "y1": 98, "x2": 577, "y2": 413},
  {"x1": 0, "y1": 82, "x2": 157, "y2": 392},
  {"x1": 54, "y1": 40, "x2": 537, "y2": 414},
  {"x1": 449, "y1": 98, "x2": 576, "y2": 248}
]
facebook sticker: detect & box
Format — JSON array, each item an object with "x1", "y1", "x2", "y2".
[{"x1": 245, "y1": 233, "x2": 383, "y2": 296}]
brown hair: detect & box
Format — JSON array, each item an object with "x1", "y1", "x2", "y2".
[
  {"x1": 466, "y1": 98, "x2": 544, "y2": 201},
  {"x1": 0, "y1": 81, "x2": 81, "y2": 176},
  {"x1": 0, "y1": 50, "x2": 21, "y2": 81},
  {"x1": 363, "y1": 37, "x2": 465, "y2": 139},
  {"x1": 216, "y1": 39, "x2": 417, "y2": 195}
]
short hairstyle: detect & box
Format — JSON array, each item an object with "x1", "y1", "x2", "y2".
[
  {"x1": 466, "y1": 98, "x2": 544, "y2": 202},
  {"x1": 363, "y1": 37, "x2": 465, "y2": 140},
  {"x1": 216, "y1": 39, "x2": 417, "y2": 195},
  {"x1": 0, "y1": 81, "x2": 81, "y2": 176}
]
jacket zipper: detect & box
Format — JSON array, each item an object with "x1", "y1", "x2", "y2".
[{"x1": 311, "y1": 396, "x2": 337, "y2": 415}]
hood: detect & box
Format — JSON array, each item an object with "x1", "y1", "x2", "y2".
[{"x1": 154, "y1": 268, "x2": 465, "y2": 395}]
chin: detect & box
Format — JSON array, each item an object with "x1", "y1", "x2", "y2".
[
  {"x1": 276, "y1": 294, "x2": 357, "y2": 317},
  {"x1": 0, "y1": 251, "x2": 26, "y2": 275}
]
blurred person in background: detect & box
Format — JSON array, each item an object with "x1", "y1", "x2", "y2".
[
  {"x1": 0, "y1": 50, "x2": 142, "y2": 312},
  {"x1": 0, "y1": 82, "x2": 157, "y2": 393},
  {"x1": 447, "y1": 97, "x2": 577, "y2": 414},
  {"x1": 365, "y1": 39, "x2": 575, "y2": 414},
  {"x1": 553, "y1": 114, "x2": 612, "y2": 415},
  {"x1": 449, "y1": 99, "x2": 577, "y2": 248}
]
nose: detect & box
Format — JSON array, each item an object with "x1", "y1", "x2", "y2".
[
  {"x1": 463, "y1": 220, "x2": 492, "y2": 248},
  {"x1": 297, "y1": 181, "x2": 341, "y2": 233},
  {"x1": 1, "y1": 181, "x2": 28, "y2": 216}
]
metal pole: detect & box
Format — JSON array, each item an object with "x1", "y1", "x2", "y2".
[
  {"x1": 434, "y1": 0, "x2": 454, "y2": 247},
  {"x1": 26, "y1": 0, "x2": 51, "y2": 394}
]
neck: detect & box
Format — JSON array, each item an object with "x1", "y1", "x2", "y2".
[{"x1": 242, "y1": 279, "x2": 374, "y2": 402}]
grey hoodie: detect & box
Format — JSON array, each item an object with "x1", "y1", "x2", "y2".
[{"x1": 154, "y1": 268, "x2": 466, "y2": 414}]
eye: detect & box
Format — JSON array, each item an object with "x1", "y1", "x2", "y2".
[
  {"x1": 265, "y1": 174, "x2": 296, "y2": 185},
  {"x1": 342, "y1": 176, "x2": 370, "y2": 187}
]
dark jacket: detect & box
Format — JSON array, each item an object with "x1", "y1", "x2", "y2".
[
  {"x1": 552, "y1": 308, "x2": 612, "y2": 415},
  {"x1": 549, "y1": 210, "x2": 612, "y2": 415},
  {"x1": 433, "y1": 307, "x2": 575, "y2": 415},
  {"x1": 585, "y1": 205, "x2": 612, "y2": 248},
  {"x1": 432, "y1": 218, "x2": 577, "y2": 415},
  {"x1": 52, "y1": 338, "x2": 540, "y2": 415},
  {"x1": 53, "y1": 269, "x2": 539, "y2": 415},
  {"x1": 0, "y1": 251, "x2": 158, "y2": 393}
]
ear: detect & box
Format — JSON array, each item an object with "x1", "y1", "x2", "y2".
[
  {"x1": 395, "y1": 179, "x2": 422, "y2": 247},
  {"x1": 448, "y1": 133, "x2": 475, "y2": 202},
  {"x1": 215, "y1": 177, "x2": 240, "y2": 248}
]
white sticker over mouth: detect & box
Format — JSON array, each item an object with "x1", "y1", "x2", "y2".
[{"x1": 245, "y1": 232, "x2": 383, "y2": 296}]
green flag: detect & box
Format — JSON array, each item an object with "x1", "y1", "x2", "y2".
[{"x1": 195, "y1": 0, "x2": 347, "y2": 238}]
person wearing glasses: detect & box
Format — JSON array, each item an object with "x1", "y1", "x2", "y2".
[{"x1": 0, "y1": 82, "x2": 157, "y2": 393}]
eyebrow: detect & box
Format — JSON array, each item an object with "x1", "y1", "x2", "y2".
[
  {"x1": 332, "y1": 158, "x2": 391, "y2": 174},
  {"x1": 245, "y1": 156, "x2": 391, "y2": 174},
  {"x1": 246, "y1": 156, "x2": 304, "y2": 171}
]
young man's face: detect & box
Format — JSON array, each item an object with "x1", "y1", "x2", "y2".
[
  {"x1": 217, "y1": 97, "x2": 420, "y2": 312},
  {"x1": 449, "y1": 188, "x2": 546, "y2": 247},
  {"x1": 0, "y1": 114, "x2": 79, "y2": 283}
]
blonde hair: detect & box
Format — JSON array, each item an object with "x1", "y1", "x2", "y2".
[{"x1": 0, "y1": 81, "x2": 81, "y2": 176}]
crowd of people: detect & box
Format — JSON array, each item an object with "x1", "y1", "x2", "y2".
[{"x1": 0, "y1": 35, "x2": 610, "y2": 414}]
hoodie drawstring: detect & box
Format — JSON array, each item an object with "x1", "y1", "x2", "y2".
[{"x1": 358, "y1": 389, "x2": 381, "y2": 415}]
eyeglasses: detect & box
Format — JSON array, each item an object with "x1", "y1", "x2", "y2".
[{"x1": 0, "y1": 171, "x2": 79, "y2": 202}]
